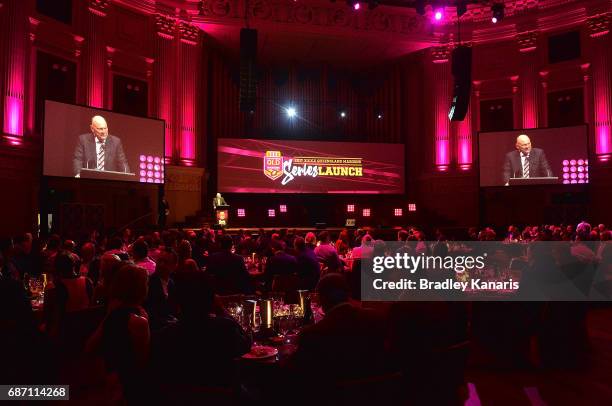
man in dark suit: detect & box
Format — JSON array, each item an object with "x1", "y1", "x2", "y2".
[
  {"x1": 294, "y1": 237, "x2": 320, "y2": 290},
  {"x1": 73, "y1": 115, "x2": 130, "y2": 177},
  {"x1": 212, "y1": 193, "x2": 227, "y2": 210},
  {"x1": 205, "y1": 235, "x2": 253, "y2": 294},
  {"x1": 264, "y1": 240, "x2": 298, "y2": 291},
  {"x1": 502, "y1": 134, "x2": 552, "y2": 185}
]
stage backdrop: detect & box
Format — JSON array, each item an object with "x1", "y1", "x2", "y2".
[
  {"x1": 478, "y1": 126, "x2": 589, "y2": 187},
  {"x1": 43, "y1": 100, "x2": 165, "y2": 184},
  {"x1": 218, "y1": 139, "x2": 405, "y2": 194}
]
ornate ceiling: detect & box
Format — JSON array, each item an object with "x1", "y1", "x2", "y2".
[{"x1": 115, "y1": 0, "x2": 610, "y2": 66}]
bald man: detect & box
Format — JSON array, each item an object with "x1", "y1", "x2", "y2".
[
  {"x1": 73, "y1": 115, "x2": 130, "y2": 176},
  {"x1": 502, "y1": 134, "x2": 552, "y2": 185}
]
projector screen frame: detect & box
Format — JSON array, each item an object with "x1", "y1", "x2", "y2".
[
  {"x1": 476, "y1": 124, "x2": 591, "y2": 189},
  {"x1": 41, "y1": 99, "x2": 166, "y2": 186}
]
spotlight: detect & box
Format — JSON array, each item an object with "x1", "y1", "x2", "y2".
[
  {"x1": 340, "y1": 110, "x2": 347, "y2": 118},
  {"x1": 377, "y1": 113, "x2": 383, "y2": 119},
  {"x1": 285, "y1": 106, "x2": 297, "y2": 118},
  {"x1": 434, "y1": 8, "x2": 444, "y2": 21},
  {"x1": 347, "y1": 0, "x2": 361, "y2": 10},
  {"x1": 491, "y1": 3, "x2": 504, "y2": 23}
]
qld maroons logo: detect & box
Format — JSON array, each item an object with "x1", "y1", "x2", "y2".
[{"x1": 263, "y1": 151, "x2": 283, "y2": 181}]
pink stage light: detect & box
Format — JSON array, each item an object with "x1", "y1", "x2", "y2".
[
  {"x1": 268, "y1": 209, "x2": 276, "y2": 217},
  {"x1": 408, "y1": 203, "x2": 417, "y2": 212},
  {"x1": 578, "y1": 173, "x2": 585, "y2": 179},
  {"x1": 570, "y1": 159, "x2": 576, "y2": 165},
  {"x1": 140, "y1": 155, "x2": 146, "y2": 162},
  {"x1": 563, "y1": 167, "x2": 569, "y2": 173},
  {"x1": 147, "y1": 156, "x2": 154, "y2": 162},
  {"x1": 362, "y1": 208, "x2": 371, "y2": 217},
  {"x1": 571, "y1": 173, "x2": 577, "y2": 179},
  {"x1": 562, "y1": 160, "x2": 569, "y2": 166},
  {"x1": 563, "y1": 180, "x2": 570, "y2": 184},
  {"x1": 147, "y1": 171, "x2": 153, "y2": 177},
  {"x1": 394, "y1": 208, "x2": 403, "y2": 217},
  {"x1": 237, "y1": 209, "x2": 246, "y2": 217},
  {"x1": 147, "y1": 163, "x2": 153, "y2": 170},
  {"x1": 570, "y1": 166, "x2": 576, "y2": 172},
  {"x1": 140, "y1": 163, "x2": 146, "y2": 169},
  {"x1": 353, "y1": 3, "x2": 360, "y2": 10},
  {"x1": 347, "y1": 204, "x2": 355, "y2": 213},
  {"x1": 563, "y1": 173, "x2": 570, "y2": 180},
  {"x1": 279, "y1": 205, "x2": 287, "y2": 213},
  {"x1": 140, "y1": 177, "x2": 147, "y2": 182},
  {"x1": 434, "y1": 9, "x2": 443, "y2": 21},
  {"x1": 140, "y1": 170, "x2": 146, "y2": 177}
]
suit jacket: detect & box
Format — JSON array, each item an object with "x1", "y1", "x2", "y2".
[
  {"x1": 205, "y1": 250, "x2": 253, "y2": 294},
  {"x1": 264, "y1": 251, "x2": 298, "y2": 290},
  {"x1": 212, "y1": 196, "x2": 228, "y2": 209},
  {"x1": 73, "y1": 133, "x2": 130, "y2": 176},
  {"x1": 502, "y1": 148, "x2": 552, "y2": 184}
]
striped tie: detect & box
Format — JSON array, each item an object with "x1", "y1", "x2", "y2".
[
  {"x1": 97, "y1": 142, "x2": 105, "y2": 170},
  {"x1": 522, "y1": 154, "x2": 530, "y2": 178}
]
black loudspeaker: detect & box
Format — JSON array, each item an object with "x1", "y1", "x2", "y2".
[
  {"x1": 449, "y1": 45, "x2": 472, "y2": 121},
  {"x1": 239, "y1": 28, "x2": 258, "y2": 112}
]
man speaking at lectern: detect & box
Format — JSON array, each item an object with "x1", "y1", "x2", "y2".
[
  {"x1": 212, "y1": 193, "x2": 228, "y2": 210},
  {"x1": 73, "y1": 115, "x2": 130, "y2": 177},
  {"x1": 502, "y1": 134, "x2": 552, "y2": 185}
]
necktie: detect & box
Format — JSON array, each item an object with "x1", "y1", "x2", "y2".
[
  {"x1": 522, "y1": 154, "x2": 530, "y2": 178},
  {"x1": 97, "y1": 142, "x2": 105, "y2": 170}
]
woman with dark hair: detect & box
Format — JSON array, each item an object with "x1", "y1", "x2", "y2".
[{"x1": 87, "y1": 264, "x2": 150, "y2": 403}]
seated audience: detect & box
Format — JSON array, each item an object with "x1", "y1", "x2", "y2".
[
  {"x1": 314, "y1": 231, "x2": 342, "y2": 273},
  {"x1": 131, "y1": 240, "x2": 156, "y2": 276}
]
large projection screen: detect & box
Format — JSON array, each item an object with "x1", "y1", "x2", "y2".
[
  {"x1": 218, "y1": 138, "x2": 405, "y2": 194},
  {"x1": 478, "y1": 126, "x2": 589, "y2": 187},
  {"x1": 43, "y1": 100, "x2": 165, "y2": 184}
]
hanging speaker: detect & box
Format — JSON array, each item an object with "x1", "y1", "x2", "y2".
[
  {"x1": 448, "y1": 45, "x2": 472, "y2": 121},
  {"x1": 239, "y1": 28, "x2": 258, "y2": 112}
]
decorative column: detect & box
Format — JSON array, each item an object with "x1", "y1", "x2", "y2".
[
  {"x1": 516, "y1": 31, "x2": 539, "y2": 129},
  {"x1": 177, "y1": 22, "x2": 200, "y2": 166},
  {"x1": 105, "y1": 46, "x2": 114, "y2": 109},
  {"x1": 581, "y1": 63, "x2": 592, "y2": 129},
  {"x1": 432, "y1": 45, "x2": 451, "y2": 171},
  {"x1": 2, "y1": 0, "x2": 28, "y2": 136},
  {"x1": 457, "y1": 101, "x2": 472, "y2": 171},
  {"x1": 81, "y1": 0, "x2": 110, "y2": 108},
  {"x1": 472, "y1": 80, "x2": 481, "y2": 133},
  {"x1": 510, "y1": 75, "x2": 520, "y2": 129},
  {"x1": 587, "y1": 13, "x2": 612, "y2": 161},
  {"x1": 154, "y1": 14, "x2": 176, "y2": 164},
  {"x1": 27, "y1": 17, "x2": 40, "y2": 135}
]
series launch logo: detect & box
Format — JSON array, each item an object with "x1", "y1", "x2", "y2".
[{"x1": 263, "y1": 150, "x2": 363, "y2": 185}]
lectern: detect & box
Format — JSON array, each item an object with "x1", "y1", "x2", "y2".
[
  {"x1": 80, "y1": 168, "x2": 137, "y2": 182},
  {"x1": 508, "y1": 177, "x2": 559, "y2": 186},
  {"x1": 215, "y1": 205, "x2": 230, "y2": 227}
]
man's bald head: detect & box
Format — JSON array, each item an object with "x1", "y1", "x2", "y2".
[
  {"x1": 90, "y1": 115, "x2": 109, "y2": 142},
  {"x1": 515, "y1": 134, "x2": 532, "y2": 155}
]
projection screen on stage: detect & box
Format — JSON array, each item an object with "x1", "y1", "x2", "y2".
[{"x1": 217, "y1": 138, "x2": 405, "y2": 194}]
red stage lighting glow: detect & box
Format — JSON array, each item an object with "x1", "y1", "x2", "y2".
[
  {"x1": 394, "y1": 208, "x2": 403, "y2": 217},
  {"x1": 279, "y1": 204, "x2": 287, "y2": 213},
  {"x1": 237, "y1": 208, "x2": 246, "y2": 217},
  {"x1": 268, "y1": 209, "x2": 276, "y2": 217},
  {"x1": 362, "y1": 208, "x2": 371, "y2": 217},
  {"x1": 347, "y1": 204, "x2": 355, "y2": 212}
]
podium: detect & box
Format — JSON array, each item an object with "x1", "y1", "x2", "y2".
[
  {"x1": 508, "y1": 177, "x2": 559, "y2": 186},
  {"x1": 80, "y1": 168, "x2": 137, "y2": 182},
  {"x1": 215, "y1": 205, "x2": 230, "y2": 227}
]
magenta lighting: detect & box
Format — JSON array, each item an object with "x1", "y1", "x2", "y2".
[
  {"x1": 279, "y1": 204, "x2": 287, "y2": 213},
  {"x1": 139, "y1": 155, "x2": 164, "y2": 183},
  {"x1": 354, "y1": 2, "x2": 361, "y2": 10},
  {"x1": 394, "y1": 208, "x2": 403, "y2": 217},
  {"x1": 434, "y1": 9, "x2": 443, "y2": 21},
  {"x1": 268, "y1": 209, "x2": 276, "y2": 217},
  {"x1": 408, "y1": 203, "x2": 417, "y2": 212},
  {"x1": 362, "y1": 208, "x2": 371, "y2": 217},
  {"x1": 562, "y1": 158, "x2": 589, "y2": 184},
  {"x1": 285, "y1": 106, "x2": 297, "y2": 118},
  {"x1": 347, "y1": 204, "x2": 355, "y2": 212},
  {"x1": 237, "y1": 208, "x2": 246, "y2": 217}
]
